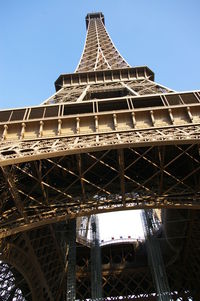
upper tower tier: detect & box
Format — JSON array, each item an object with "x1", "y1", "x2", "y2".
[{"x1": 76, "y1": 12, "x2": 130, "y2": 72}]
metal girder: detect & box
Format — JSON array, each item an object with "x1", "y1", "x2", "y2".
[
  {"x1": 1, "y1": 166, "x2": 30, "y2": 224},
  {"x1": 66, "y1": 219, "x2": 76, "y2": 301},
  {"x1": 0, "y1": 123, "x2": 200, "y2": 166},
  {"x1": 0, "y1": 143, "x2": 199, "y2": 239},
  {"x1": 76, "y1": 241, "x2": 155, "y2": 300},
  {"x1": 142, "y1": 210, "x2": 170, "y2": 300},
  {"x1": 76, "y1": 14, "x2": 129, "y2": 72},
  {"x1": 55, "y1": 68, "x2": 154, "y2": 91},
  {"x1": 90, "y1": 215, "x2": 102, "y2": 299},
  {"x1": 1, "y1": 90, "x2": 200, "y2": 149},
  {"x1": 22, "y1": 232, "x2": 55, "y2": 301}
]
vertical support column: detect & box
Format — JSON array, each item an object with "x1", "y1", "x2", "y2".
[
  {"x1": 66, "y1": 218, "x2": 76, "y2": 301},
  {"x1": 90, "y1": 215, "x2": 102, "y2": 299},
  {"x1": 142, "y1": 210, "x2": 170, "y2": 301}
]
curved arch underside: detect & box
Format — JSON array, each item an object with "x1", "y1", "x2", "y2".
[{"x1": 0, "y1": 143, "x2": 200, "y2": 238}]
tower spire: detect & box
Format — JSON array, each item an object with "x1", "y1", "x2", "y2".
[{"x1": 76, "y1": 12, "x2": 130, "y2": 72}]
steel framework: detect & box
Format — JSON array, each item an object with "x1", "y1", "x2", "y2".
[
  {"x1": 0, "y1": 12, "x2": 200, "y2": 300},
  {"x1": 142, "y1": 210, "x2": 170, "y2": 301}
]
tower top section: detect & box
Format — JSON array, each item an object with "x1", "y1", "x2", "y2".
[
  {"x1": 86, "y1": 12, "x2": 105, "y2": 29},
  {"x1": 76, "y1": 12, "x2": 130, "y2": 72}
]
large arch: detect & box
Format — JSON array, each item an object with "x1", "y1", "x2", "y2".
[{"x1": 0, "y1": 242, "x2": 46, "y2": 301}]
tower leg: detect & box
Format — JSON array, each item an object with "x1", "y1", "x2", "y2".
[
  {"x1": 66, "y1": 218, "x2": 76, "y2": 301},
  {"x1": 90, "y1": 215, "x2": 102, "y2": 299},
  {"x1": 142, "y1": 210, "x2": 171, "y2": 301}
]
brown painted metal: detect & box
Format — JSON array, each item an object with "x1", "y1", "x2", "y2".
[
  {"x1": 76, "y1": 12, "x2": 130, "y2": 72},
  {"x1": 0, "y1": 12, "x2": 200, "y2": 301},
  {"x1": 0, "y1": 143, "x2": 200, "y2": 239}
]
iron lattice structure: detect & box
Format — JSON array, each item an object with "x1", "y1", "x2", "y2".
[{"x1": 0, "y1": 12, "x2": 200, "y2": 300}]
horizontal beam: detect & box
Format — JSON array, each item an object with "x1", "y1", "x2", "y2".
[
  {"x1": 0, "y1": 124, "x2": 200, "y2": 166},
  {"x1": 0, "y1": 197, "x2": 200, "y2": 239},
  {"x1": 55, "y1": 67, "x2": 154, "y2": 90},
  {"x1": 1, "y1": 91, "x2": 199, "y2": 125},
  {"x1": 0, "y1": 92, "x2": 200, "y2": 146}
]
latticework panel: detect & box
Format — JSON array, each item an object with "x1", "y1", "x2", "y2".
[
  {"x1": 102, "y1": 269, "x2": 155, "y2": 299},
  {"x1": 76, "y1": 276, "x2": 91, "y2": 300},
  {"x1": 43, "y1": 84, "x2": 88, "y2": 104},
  {"x1": 179, "y1": 210, "x2": 200, "y2": 300},
  {"x1": 27, "y1": 226, "x2": 64, "y2": 298},
  {"x1": 43, "y1": 78, "x2": 173, "y2": 105},
  {"x1": 126, "y1": 79, "x2": 173, "y2": 95},
  {"x1": 0, "y1": 144, "x2": 199, "y2": 238},
  {"x1": 156, "y1": 208, "x2": 200, "y2": 300},
  {"x1": 76, "y1": 13, "x2": 129, "y2": 72},
  {"x1": 0, "y1": 262, "x2": 31, "y2": 301},
  {"x1": 75, "y1": 209, "x2": 200, "y2": 300},
  {"x1": 167, "y1": 264, "x2": 194, "y2": 300},
  {"x1": 101, "y1": 244, "x2": 153, "y2": 298},
  {"x1": 76, "y1": 241, "x2": 155, "y2": 300},
  {"x1": 0, "y1": 224, "x2": 65, "y2": 301}
]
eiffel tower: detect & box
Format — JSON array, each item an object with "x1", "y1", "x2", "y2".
[{"x1": 0, "y1": 12, "x2": 200, "y2": 301}]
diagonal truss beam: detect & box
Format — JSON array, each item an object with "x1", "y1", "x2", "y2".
[
  {"x1": 130, "y1": 146, "x2": 196, "y2": 195},
  {"x1": 1, "y1": 166, "x2": 30, "y2": 224}
]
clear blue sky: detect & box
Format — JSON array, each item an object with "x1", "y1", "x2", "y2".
[{"x1": 0, "y1": 0, "x2": 200, "y2": 109}]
